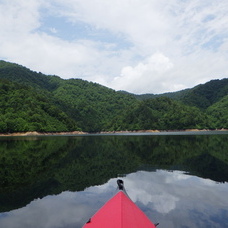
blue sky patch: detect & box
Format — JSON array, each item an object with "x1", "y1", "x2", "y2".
[
  {"x1": 202, "y1": 35, "x2": 224, "y2": 51},
  {"x1": 37, "y1": 9, "x2": 132, "y2": 50}
]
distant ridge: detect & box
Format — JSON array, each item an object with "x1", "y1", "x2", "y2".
[
  {"x1": 133, "y1": 78, "x2": 228, "y2": 109},
  {"x1": 0, "y1": 60, "x2": 228, "y2": 133}
]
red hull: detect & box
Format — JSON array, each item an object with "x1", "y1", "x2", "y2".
[{"x1": 83, "y1": 190, "x2": 156, "y2": 228}]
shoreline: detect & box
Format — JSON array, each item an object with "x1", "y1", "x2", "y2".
[{"x1": 0, "y1": 129, "x2": 227, "y2": 137}]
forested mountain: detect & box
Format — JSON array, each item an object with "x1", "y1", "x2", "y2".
[
  {"x1": 177, "y1": 79, "x2": 228, "y2": 109},
  {"x1": 0, "y1": 60, "x2": 138, "y2": 132},
  {"x1": 112, "y1": 97, "x2": 210, "y2": 131},
  {"x1": 0, "y1": 60, "x2": 227, "y2": 133},
  {"x1": 135, "y1": 78, "x2": 228, "y2": 109},
  {"x1": 0, "y1": 80, "x2": 78, "y2": 132},
  {"x1": 132, "y1": 88, "x2": 191, "y2": 100},
  {"x1": 207, "y1": 95, "x2": 228, "y2": 129}
]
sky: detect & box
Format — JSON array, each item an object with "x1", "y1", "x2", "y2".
[{"x1": 0, "y1": 0, "x2": 228, "y2": 94}]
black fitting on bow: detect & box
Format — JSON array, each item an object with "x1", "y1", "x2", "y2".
[{"x1": 117, "y1": 179, "x2": 124, "y2": 190}]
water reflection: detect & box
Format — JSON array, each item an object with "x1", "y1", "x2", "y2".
[
  {"x1": 0, "y1": 170, "x2": 227, "y2": 228},
  {"x1": 1, "y1": 133, "x2": 228, "y2": 212}
]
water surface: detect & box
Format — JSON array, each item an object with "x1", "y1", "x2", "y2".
[
  {"x1": 0, "y1": 132, "x2": 228, "y2": 227},
  {"x1": 0, "y1": 170, "x2": 227, "y2": 228}
]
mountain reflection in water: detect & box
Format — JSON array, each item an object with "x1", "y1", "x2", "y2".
[{"x1": 0, "y1": 170, "x2": 227, "y2": 228}]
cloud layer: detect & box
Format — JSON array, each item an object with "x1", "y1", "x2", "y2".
[{"x1": 0, "y1": 0, "x2": 228, "y2": 93}]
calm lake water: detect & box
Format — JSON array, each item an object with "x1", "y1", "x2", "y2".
[{"x1": 0, "y1": 131, "x2": 228, "y2": 228}]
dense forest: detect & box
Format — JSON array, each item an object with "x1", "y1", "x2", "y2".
[{"x1": 0, "y1": 60, "x2": 228, "y2": 133}]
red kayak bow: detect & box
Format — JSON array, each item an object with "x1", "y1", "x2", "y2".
[{"x1": 83, "y1": 180, "x2": 158, "y2": 228}]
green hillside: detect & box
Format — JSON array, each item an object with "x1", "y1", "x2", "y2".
[
  {"x1": 112, "y1": 97, "x2": 210, "y2": 131},
  {"x1": 135, "y1": 78, "x2": 228, "y2": 109},
  {"x1": 0, "y1": 60, "x2": 227, "y2": 133},
  {"x1": 207, "y1": 95, "x2": 228, "y2": 129},
  {"x1": 179, "y1": 79, "x2": 228, "y2": 109},
  {"x1": 0, "y1": 79, "x2": 78, "y2": 132},
  {"x1": 0, "y1": 61, "x2": 53, "y2": 90},
  {"x1": 0, "y1": 60, "x2": 138, "y2": 133},
  {"x1": 132, "y1": 88, "x2": 191, "y2": 101}
]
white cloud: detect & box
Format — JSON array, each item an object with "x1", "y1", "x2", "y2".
[
  {"x1": 110, "y1": 53, "x2": 175, "y2": 94},
  {"x1": 0, "y1": 0, "x2": 228, "y2": 93},
  {"x1": 49, "y1": 0, "x2": 174, "y2": 52},
  {"x1": 0, "y1": 0, "x2": 41, "y2": 35},
  {"x1": 49, "y1": 27, "x2": 58, "y2": 34}
]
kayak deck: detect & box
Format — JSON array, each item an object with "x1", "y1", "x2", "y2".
[{"x1": 83, "y1": 180, "x2": 157, "y2": 228}]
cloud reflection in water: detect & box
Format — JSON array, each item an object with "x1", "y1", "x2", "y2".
[{"x1": 0, "y1": 170, "x2": 227, "y2": 228}]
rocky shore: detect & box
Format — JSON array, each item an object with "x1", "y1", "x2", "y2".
[
  {"x1": 0, "y1": 129, "x2": 227, "y2": 137},
  {"x1": 0, "y1": 131, "x2": 87, "y2": 137}
]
